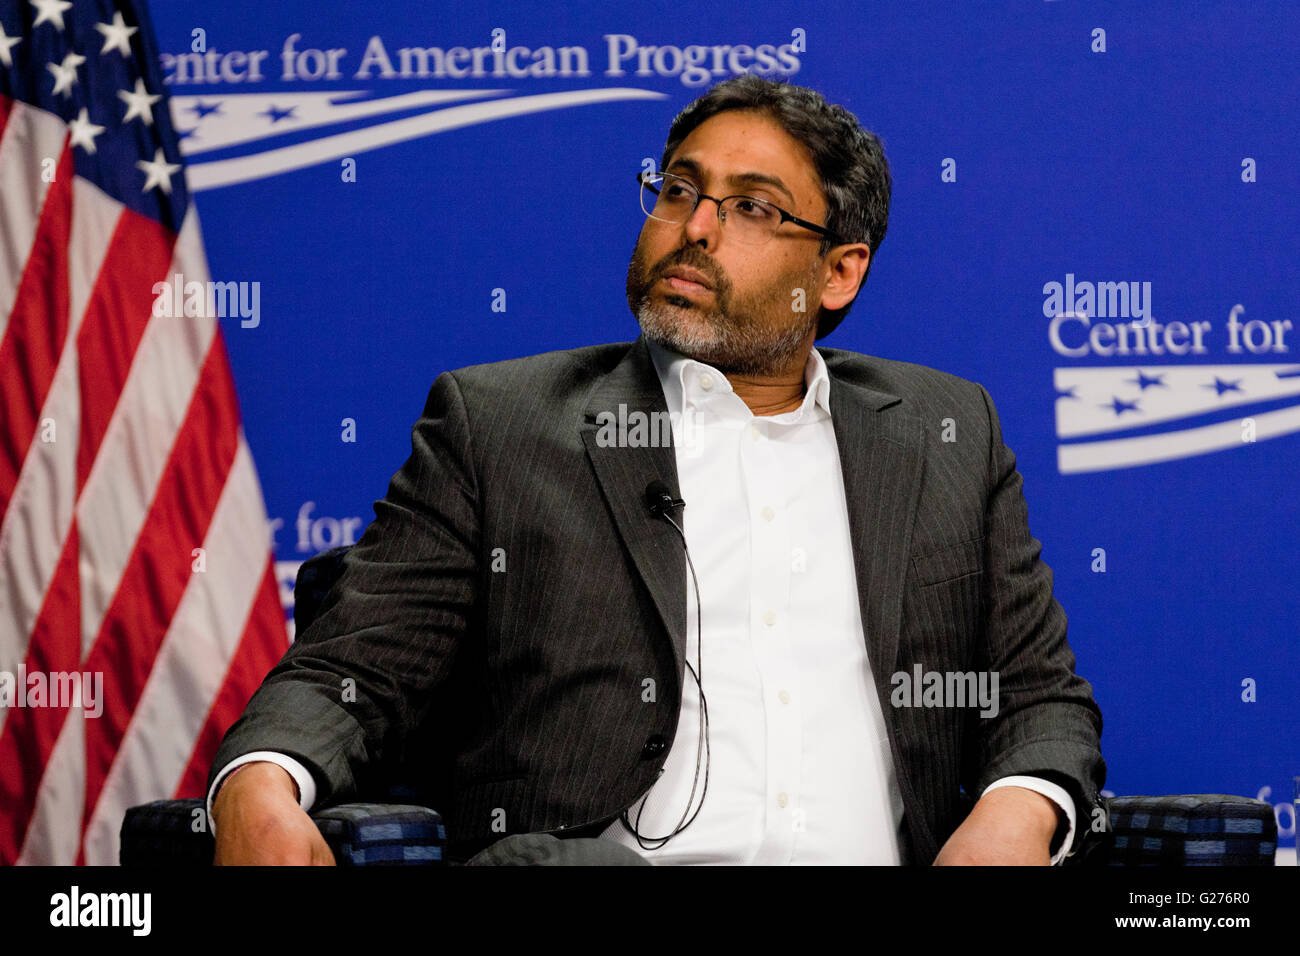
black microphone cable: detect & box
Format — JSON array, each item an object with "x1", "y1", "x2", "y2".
[{"x1": 621, "y1": 480, "x2": 711, "y2": 849}]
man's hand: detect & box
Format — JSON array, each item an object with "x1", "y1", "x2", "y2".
[
  {"x1": 932, "y1": 786, "x2": 1061, "y2": 866},
  {"x1": 211, "y1": 762, "x2": 335, "y2": 866}
]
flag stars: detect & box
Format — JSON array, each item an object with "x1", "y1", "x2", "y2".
[
  {"x1": 94, "y1": 11, "x2": 138, "y2": 57},
  {"x1": 118, "y1": 78, "x2": 160, "y2": 125},
  {"x1": 258, "y1": 104, "x2": 297, "y2": 124},
  {"x1": 187, "y1": 100, "x2": 223, "y2": 119},
  {"x1": 0, "y1": 22, "x2": 22, "y2": 68},
  {"x1": 1125, "y1": 370, "x2": 1167, "y2": 390},
  {"x1": 47, "y1": 50, "x2": 85, "y2": 97},
  {"x1": 1100, "y1": 396, "x2": 1141, "y2": 416},
  {"x1": 1203, "y1": 376, "x2": 1243, "y2": 397},
  {"x1": 136, "y1": 148, "x2": 181, "y2": 194},
  {"x1": 1055, "y1": 385, "x2": 1079, "y2": 401},
  {"x1": 67, "y1": 107, "x2": 105, "y2": 154},
  {"x1": 31, "y1": 0, "x2": 72, "y2": 31}
]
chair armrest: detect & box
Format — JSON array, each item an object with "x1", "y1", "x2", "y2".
[
  {"x1": 1090, "y1": 794, "x2": 1276, "y2": 866},
  {"x1": 120, "y1": 798, "x2": 446, "y2": 866},
  {"x1": 312, "y1": 802, "x2": 446, "y2": 866}
]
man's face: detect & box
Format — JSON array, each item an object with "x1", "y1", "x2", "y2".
[{"x1": 626, "y1": 110, "x2": 830, "y2": 376}]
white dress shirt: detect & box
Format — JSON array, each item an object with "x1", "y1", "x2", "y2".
[
  {"x1": 210, "y1": 340, "x2": 1076, "y2": 863},
  {"x1": 596, "y1": 339, "x2": 1075, "y2": 864}
]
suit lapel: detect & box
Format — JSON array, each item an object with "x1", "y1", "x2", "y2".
[
  {"x1": 827, "y1": 366, "x2": 926, "y2": 713},
  {"x1": 827, "y1": 364, "x2": 931, "y2": 859},
  {"x1": 579, "y1": 338, "x2": 687, "y2": 680},
  {"x1": 578, "y1": 343, "x2": 928, "y2": 787}
]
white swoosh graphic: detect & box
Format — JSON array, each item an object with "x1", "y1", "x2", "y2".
[
  {"x1": 1054, "y1": 363, "x2": 1300, "y2": 439},
  {"x1": 185, "y1": 88, "x2": 668, "y2": 191},
  {"x1": 1058, "y1": 403, "x2": 1300, "y2": 473},
  {"x1": 171, "y1": 89, "x2": 511, "y2": 155}
]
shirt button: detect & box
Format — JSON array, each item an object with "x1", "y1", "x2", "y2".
[
  {"x1": 748, "y1": 423, "x2": 761, "y2": 441},
  {"x1": 778, "y1": 690, "x2": 791, "y2": 705},
  {"x1": 760, "y1": 506, "x2": 775, "y2": 522},
  {"x1": 777, "y1": 793, "x2": 789, "y2": 808},
  {"x1": 762, "y1": 610, "x2": 777, "y2": 627},
  {"x1": 699, "y1": 374, "x2": 714, "y2": 391}
]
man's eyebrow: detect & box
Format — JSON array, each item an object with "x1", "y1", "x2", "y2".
[{"x1": 666, "y1": 157, "x2": 797, "y2": 206}]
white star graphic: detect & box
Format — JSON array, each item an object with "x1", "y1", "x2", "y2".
[
  {"x1": 136, "y1": 148, "x2": 181, "y2": 194},
  {"x1": 94, "y1": 11, "x2": 138, "y2": 57},
  {"x1": 118, "y1": 78, "x2": 160, "y2": 125},
  {"x1": 47, "y1": 50, "x2": 86, "y2": 97},
  {"x1": 31, "y1": 0, "x2": 73, "y2": 31},
  {"x1": 0, "y1": 22, "x2": 22, "y2": 68},
  {"x1": 68, "y1": 107, "x2": 105, "y2": 154}
]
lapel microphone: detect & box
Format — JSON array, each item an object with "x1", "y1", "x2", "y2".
[
  {"x1": 645, "y1": 480, "x2": 685, "y2": 517},
  {"x1": 621, "y1": 480, "x2": 711, "y2": 849}
]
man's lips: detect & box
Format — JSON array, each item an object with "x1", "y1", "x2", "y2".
[
  {"x1": 662, "y1": 275, "x2": 711, "y2": 294},
  {"x1": 659, "y1": 268, "x2": 713, "y2": 294}
]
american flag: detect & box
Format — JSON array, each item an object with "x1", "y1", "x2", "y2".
[{"x1": 0, "y1": 0, "x2": 288, "y2": 864}]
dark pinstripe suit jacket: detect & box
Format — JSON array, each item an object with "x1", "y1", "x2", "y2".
[{"x1": 210, "y1": 336, "x2": 1106, "y2": 864}]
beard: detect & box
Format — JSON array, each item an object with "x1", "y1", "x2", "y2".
[{"x1": 626, "y1": 241, "x2": 821, "y2": 377}]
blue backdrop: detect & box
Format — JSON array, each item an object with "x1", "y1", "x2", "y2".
[{"x1": 147, "y1": 0, "x2": 1299, "y2": 849}]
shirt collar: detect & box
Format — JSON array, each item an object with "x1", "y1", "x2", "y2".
[{"x1": 645, "y1": 337, "x2": 832, "y2": 422}]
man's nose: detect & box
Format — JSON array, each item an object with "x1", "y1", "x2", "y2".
[{"x1": 681, "y1": 195, "x2": 721, "y2": 248}]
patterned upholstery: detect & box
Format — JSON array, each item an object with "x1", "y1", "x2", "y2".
[
  {"x1": 121, "y1": 791, "x2": 1279, "y2": 866},
  {"x1": 119, "y1": 798, "x2": 215, "y2": 866},
  {"x1": 119, "y1": 798, "x2": 446, "y2": 866},
  {"x1": 312, "y1": 803, "x2": 446, "y2": 866},
  {"x1": 1085, "y1": 794, "x2": 1276, "y2": 866}
]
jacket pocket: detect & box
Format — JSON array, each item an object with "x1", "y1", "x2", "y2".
[{"x1": 910, "y1": 536, "x2": 984, "y2": 588}]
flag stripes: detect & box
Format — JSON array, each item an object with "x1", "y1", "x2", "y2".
[{"x1": 1, "y1": 1, "x2": 289, "y2": 866}]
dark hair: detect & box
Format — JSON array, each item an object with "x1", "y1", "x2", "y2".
[{"x1": 659, "y1": 75, "x2": 891, "y2": 338}]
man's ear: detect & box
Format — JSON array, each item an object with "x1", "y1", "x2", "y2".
[{"x1": 819, "y1": 244, "x2": 870, "y2": 313}]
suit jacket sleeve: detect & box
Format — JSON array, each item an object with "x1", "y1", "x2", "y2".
[
  {"x1": 206, "y1": 371, "x2": 481, "y2": 806},
  {"x1": 965, "y1": 382, "x2": 1106, "y2": 859}
]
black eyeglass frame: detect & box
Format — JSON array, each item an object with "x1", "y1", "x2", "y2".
[{"x1": 637, "y1": 170, "x2": 845, "y2": 245}]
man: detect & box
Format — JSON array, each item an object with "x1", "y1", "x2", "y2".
[{"x1": 209, "y1": 75, "x2": 1106, "y2": 866}]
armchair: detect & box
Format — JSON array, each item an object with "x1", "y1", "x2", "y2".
[{"x1": 120, "y1": 547, "x2": 1278, "y2": 866}]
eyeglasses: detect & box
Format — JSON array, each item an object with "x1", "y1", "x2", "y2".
[{"x1": 637, "y1": 170, "x2": 843, "y2": 246}]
